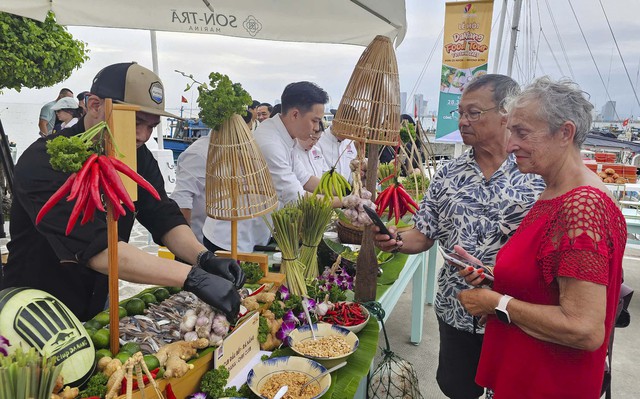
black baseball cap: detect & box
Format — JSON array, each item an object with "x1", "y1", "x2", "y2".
[{"x1": 90, "y1": 62, "x2": 180, "y2": 119}]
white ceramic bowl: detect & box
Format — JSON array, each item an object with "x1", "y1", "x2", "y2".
[
  {"x1": 319, "y1": 302, "x2": 370, "y2": 334},
  {"x1": 247, "y1": 356, "x2": 330, "y2": 399},
  {"x1": 286, "y1": 323, "x2": 359, "y2": 367}
]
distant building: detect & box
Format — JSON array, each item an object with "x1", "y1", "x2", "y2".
[
  {"x1": 601, "y1": 101, "x2": 616, "y2": 122},
  {"x1": 413, "y1": 94, "x2": 424, "y2": 119}
]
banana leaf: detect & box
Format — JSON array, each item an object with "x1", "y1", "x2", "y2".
[{"x1": 272, "y1": 317, "x2": 379, "y2": 399}]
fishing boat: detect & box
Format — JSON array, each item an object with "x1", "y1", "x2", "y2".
[{"x1": 161, "y1": 118, "x2": 210, "y2": 161}]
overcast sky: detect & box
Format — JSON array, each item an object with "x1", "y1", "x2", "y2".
[{"x1": 1, "y1": 0, "x2": 639, "y2": 119}]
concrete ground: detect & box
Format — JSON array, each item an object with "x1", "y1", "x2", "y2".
[{"x1": 2, "y1": 221, "x2": 637, "y2": 397}]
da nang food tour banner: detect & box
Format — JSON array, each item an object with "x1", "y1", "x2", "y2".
[{"x1": 436, "y1": 0, "x2": 494, "y2": 141}]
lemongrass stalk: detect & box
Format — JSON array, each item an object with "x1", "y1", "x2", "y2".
[
  {"x1": 265, "y1": 205, "x2": 307, "y2": 296},
  {"x1": 298, "y1": 195, "x2": 333, "y2": 281}
]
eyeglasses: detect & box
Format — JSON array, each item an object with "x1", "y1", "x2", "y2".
[{"x1": 450, "y1": 106, "x2": 499, "y2": 122}]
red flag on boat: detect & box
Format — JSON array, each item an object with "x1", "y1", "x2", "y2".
[
  {"x1": 623, "y1": 118, "x2": 629, "y2": 127},
  {"x1": 181, "y1": 96, "x2": 188, "y2": 103}
]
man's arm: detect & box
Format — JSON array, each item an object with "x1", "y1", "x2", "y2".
[
  {"x1": 87, "y1": 241, "x2": 192, "y2": 286},
  {"x1": 373, "y1": 226, "x2": 435, "y2": 254},
  {"x1": 38, "y1": 119, "x2": 49, "y2": 136},
  {"x1": 179, "y1": 208, "x2": 192, "y2": 224}
]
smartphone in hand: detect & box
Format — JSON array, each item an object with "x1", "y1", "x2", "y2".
[
  {"x1": 363, "y1": 204, "x2": 393, "y2": 237},
  {"x1": 437, "y1": 247, "x2": 494, "y2": 285}
]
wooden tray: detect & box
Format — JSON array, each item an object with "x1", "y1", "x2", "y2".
[{"x1": 115, "y1": 349, "x2": 214, "y2": 399}]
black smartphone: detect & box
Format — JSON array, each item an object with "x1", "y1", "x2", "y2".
[{"x1": 362, "y1": 204, "x2": 393, "y2": 237}]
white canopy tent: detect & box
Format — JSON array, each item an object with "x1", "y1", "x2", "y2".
[
  {"x1": 0, "y1": 0, "x2": 406, "y2": 46},
  {"x1": 1, "y1": 0, "x2": 407, "y2": 149}
]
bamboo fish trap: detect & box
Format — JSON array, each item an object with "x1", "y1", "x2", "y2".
[
  {"x1": 205, "y1": 113, "x2": 278, "y2": 258},
  {"x1": 332, "y1": 34, "x2": 402, "y2": 302},
  {"x1": 331, "y1": 35, "x2": 401, "y2": 146}
]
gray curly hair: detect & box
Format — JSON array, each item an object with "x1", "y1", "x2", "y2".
[{"x1": 504, "y1": 76, "x2": 593, "y2": 146}]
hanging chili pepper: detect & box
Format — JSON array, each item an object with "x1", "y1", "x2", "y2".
[
  {"x1": 35, "y1": 173, "x2": 76, "y2": 224},
  {"x1": 67, "y1": 153, "x2": 98, "y2": 201},
  {"x1": 97, "y1": 155, "x2": 135, "y2": 212},
  {"x1": 109, "y1": 156, "x2": 161, "y2": 200}
]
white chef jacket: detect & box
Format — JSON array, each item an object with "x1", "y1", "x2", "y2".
[
  {"x1": 293, "y1": 141, "x2": 329, "y2": 178},
  {"x1": 170, "y1": 135, "x2": 271, "y2": 251},
  {"x1": 254, "y1": 115, "x2": 312, "y2": 206},
  {"x1": 316, "y1": 126, "x2": 358, "y2": 181},
  {"x1": 170, "y1": 135, "x2": 209, "y2": 243}
]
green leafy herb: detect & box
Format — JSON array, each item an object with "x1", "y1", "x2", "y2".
[
  {"x1": 45, "y1": 121, "x2": 111, "y2": 172},
  {"x1": 78, "y1": 372, "x2": 108, "y2": 398},
  {"x1": 240, "y1": 261, "x2": 264, "y2": 284},
  {"x1": 258, "y1": 315, "x2": 270, "y2": 344},
  {"x1": 197, "y1": 72, "x2": 252, "y2": 131},
  {"x1": 199, "y1": 365, "x2": 240, "y2": 398}
]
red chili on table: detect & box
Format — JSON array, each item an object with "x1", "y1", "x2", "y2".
[{"x1": 320, "y1": 302, "x2": 367, "y2": 326}]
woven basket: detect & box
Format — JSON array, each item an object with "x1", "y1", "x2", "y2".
[
  {"x1": 205, "y1": 114, "x2": 278, "y2": 220},
  {"x1": 331, "y1": 35, "x2": 401, "y2": 146},
  {"x1": 337, "y1": 221, "x2": 364, "y2": 245}
]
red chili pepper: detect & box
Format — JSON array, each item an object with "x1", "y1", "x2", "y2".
[
  {"x1": 67, "y1": 153, "x2": 98, "y2": 201},
  {"x1": 165, "y1": 383, "x2": 177, "y2": 399},
  {"x1": 80, "y1": 190, "x2": 96, "y2": 225},
  {"x1": 374, "y1": 187, "x2": 392, "y2": 216},
  {"x1": 66, "y1": 178, "x2": 91, "y2": 235},
  {"x1": 108, "y1": 156, "x2": 161, "y2": 200},
  {"x1": 392, "y1": 186, "x2": 400, "y2": 224},
  {"x1": 99, "y1": 172, "x2": 126, "y2": 220},
  {"x1": 396, "y1": 184, "x2": 419, "y2": 210},
  {"x1": 387, "y1": 185, "x2": 395, "y2": 220},
  {"x1": 35, "y1": 173, "x2": 76, "y2": 225},
  {"x1": 97, "y1": 156, "x2": 135, "y2": 212},
  {"x1": 89, "y1": 163, "x2": 105, "y2": 212}
]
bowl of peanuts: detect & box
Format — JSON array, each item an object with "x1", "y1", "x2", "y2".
[
  {"x1": 286, "y1": 323, "x2": 359, "y2": 367},
  {"x1": 247, "y1": 356, "x2": 331, "y2": 399}
]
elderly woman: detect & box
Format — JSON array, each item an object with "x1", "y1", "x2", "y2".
[{"x1": 457, "y1": 77, "x2": 626, "y2": 398}]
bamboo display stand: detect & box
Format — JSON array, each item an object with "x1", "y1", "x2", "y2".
[
  {"x1": 104, "y1": 99, "x2": 140, "y2": 354},
  {"x1": 205, "y1": 113, "x2": 279, "y2": 268},
  {"x1": 332, "y1": 35, "x2": 402, "y2": 302}
]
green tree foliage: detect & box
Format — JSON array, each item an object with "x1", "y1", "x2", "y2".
[
  {"x1": 0, "y1": 12, "x2": 89, "y2": 92},
  {"x1": 197, "y1": 72, "x2": 252, "y2": 131}
]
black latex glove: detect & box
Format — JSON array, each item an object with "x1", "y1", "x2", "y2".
[
  {"x1": 183, "y1": 267, "x2": 240, "y2": 322},
  {"x1": 197, "y1": 251, "x2": 246, "y2": 289}
]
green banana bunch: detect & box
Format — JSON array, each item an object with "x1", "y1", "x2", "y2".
[
  {"x1": 377, "y1": 162, "x2": 395, "y2": 181},
  {"x1": 313, "y1": 167, "x2": 352, "y2": 200}
]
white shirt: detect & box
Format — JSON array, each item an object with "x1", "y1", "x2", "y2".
[
  {"x1": 254, "y1": 115, "x2": 312, "y2": 206},
  {"x1": 293, "y1": 141, "x2": 329, "y2": 177},
  {"x1": 317, "y1": 126, "x2": 358, "y2": 181},
  {"x1": 170, "y1": 135, "x2": 270, "y2": 252},
  {"x1": 61, "y1": 118, "x2": 78, "y2": 130}
]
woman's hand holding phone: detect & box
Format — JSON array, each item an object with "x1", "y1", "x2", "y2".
[{"x1": 447, "y1": 245, "x2": 493, "y2": 287}]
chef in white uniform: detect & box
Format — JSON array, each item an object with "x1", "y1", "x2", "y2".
[{"x1": 293, "y1": 125, "x2": 330, "y2": 178}]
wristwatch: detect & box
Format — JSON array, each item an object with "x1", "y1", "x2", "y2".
[{"x1": 495, "y1": 295, "x2": 513, "y2": 324}]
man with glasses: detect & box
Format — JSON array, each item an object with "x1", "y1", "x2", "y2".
[{"x1": 374, "y1": 74, "x2": 545, "y2": 399}]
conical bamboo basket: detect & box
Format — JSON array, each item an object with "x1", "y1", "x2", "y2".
[
  {"x1": 331, "y1": 35, "x2": 401, "y2": 145},
  {"x1": 205, "y1": 114, "x2": 278, "y2": 221}
]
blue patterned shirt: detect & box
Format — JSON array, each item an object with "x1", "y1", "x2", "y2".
[{"x1": 413, "y1": 150, "x2": 545, "y2": 333}]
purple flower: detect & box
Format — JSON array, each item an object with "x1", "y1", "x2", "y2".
[
  {"x1": 276, "y1": 321, "x2": 297, "y2": 341},
  {"x1": 0, "y1": 336, "x2": 9, "y2": 357},
  {"x1": 283, "y1": 310, "x2": 299, "y2": 325},
  {"x1": 187, "y1": 393, "x2": 208, "y2": 399},
  {"x1": 297, "y1": 312, "x2": 307, "y2": 324},
  {"x1": 278, "y1": 285, "x2": 290, "y2": 301},
  {"x1": 305, "y1": 297, "x2": 316, "y2": 310}
]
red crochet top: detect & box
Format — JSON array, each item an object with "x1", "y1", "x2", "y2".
[{"x1": 476, "y1": 186, "x2": 626, "y2": 399}]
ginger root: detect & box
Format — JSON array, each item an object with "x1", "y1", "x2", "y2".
[
  {"x1": 163, "y1": 354, "x2": 195, "y2": 379},
  {"x1": 259, "y1": 310, "x2": 284, "y2": 351},
  {"x1": 50, "y1": 386, "x2": 79, "y2": 399},
  {"x1": 242, "y1": 297, "x2": 260, "y2": 312},
  {"x1": 103, "y1": 358, "x2": 122, "y2": 378},
  {"x1": 155, "y1": 338, "x2": 208, "y2": 379}
]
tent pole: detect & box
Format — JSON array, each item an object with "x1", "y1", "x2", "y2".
[
  {"x1": 150, "y1": 30, "x2": 164, "y2": 150},
  {"x1": 492, "y1": 0, "x2": 508, "y2": 73}
]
